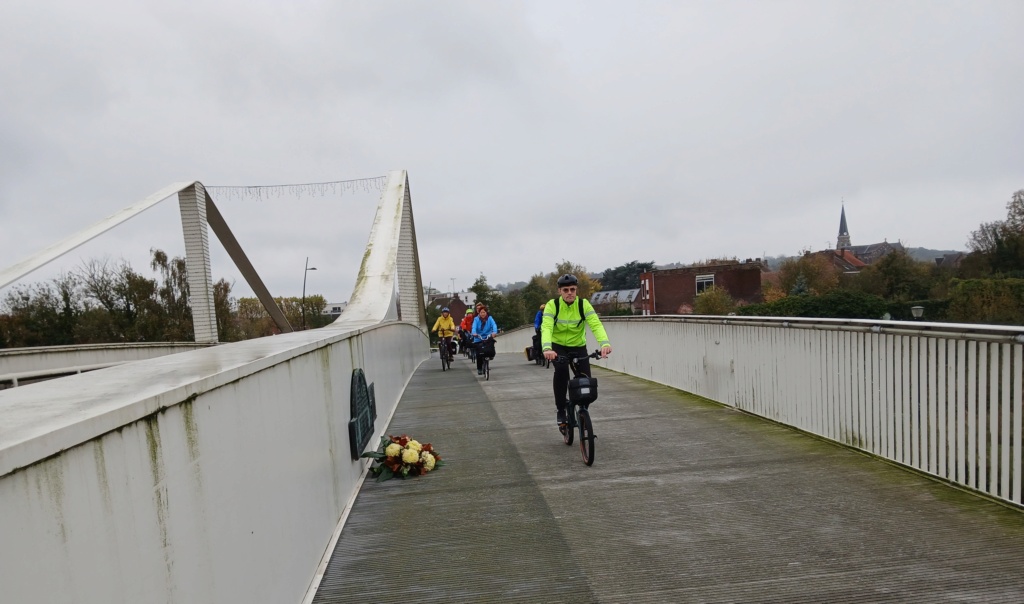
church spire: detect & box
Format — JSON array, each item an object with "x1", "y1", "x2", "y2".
[{"x1": 837, "y1": 203, "x2": 851, "y2": 249}]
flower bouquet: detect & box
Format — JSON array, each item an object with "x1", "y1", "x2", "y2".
[{"x1": 361, "y1": 434, "x2": 444, "y2": 481}]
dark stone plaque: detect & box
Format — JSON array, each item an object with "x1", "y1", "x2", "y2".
[{"x1": 348, "y1": 369, "x2": 378, "y2": 460}]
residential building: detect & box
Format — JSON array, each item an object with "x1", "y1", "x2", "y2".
[
  {"x1": 639, "y1": 260, "x2": 764, "y2": 315},
  {"x1": 590, "y1": 288, "x2": 641, "y2": 314},
  {"x1": 323, "y1": 301, "x2": 347, "y2": 319},
  {"x1": 428, "y1": 294, "x2": 470, "y2": 318},
  {"x1": 816, "y1": 249, "x2": 866, "y2": 274}
]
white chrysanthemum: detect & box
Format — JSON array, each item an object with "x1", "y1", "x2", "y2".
[
  {"x1": 401, "y1": 448, "x2": 420, "y2": 464},
  {"x1": 420, "y1": 452, "x2": 436, "y2": 471},
  {"x1": 385, "y1": 443, "x2": 402, "y2": 458}
]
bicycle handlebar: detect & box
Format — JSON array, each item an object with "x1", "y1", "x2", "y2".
[{"x1": 553, "y1": 350, "x2": 605, "y2": 364}]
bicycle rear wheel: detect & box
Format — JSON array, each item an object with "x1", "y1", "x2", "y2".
[{"x1": 578, "y1": 408, "x2": 595, "y2": 465}]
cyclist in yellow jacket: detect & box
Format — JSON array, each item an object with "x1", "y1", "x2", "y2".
[
  {"x1": 541, "y1": 274, "x2": 612, "y2": 427},
  {"x1": 432, "y1": 307, "x2": 457, "y2": 358}
]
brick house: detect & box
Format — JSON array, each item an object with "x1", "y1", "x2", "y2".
[
  {"x1": 428, "y1": 295, "x2": 468, "y2": 319},
  {"x1": 842, "y1": 241, "x2": 905, "y2": 265},
  {"x1": 639, "y1": 260, "x2": 764, "y2": 315},
  {"x1": 817, "y1": 249, "x2": 867, "y2": 273}
]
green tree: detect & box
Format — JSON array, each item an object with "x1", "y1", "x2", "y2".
[
  {"x1": 0, "y1": 280, "x2": 77, "y2": 346},
  {"x1": 790, "y1": 274, "x2": 810, "y2": 296},
  {"x1": 965, "y1": 189, "x2": 1024, "y2": 276},
  {"x1": 600, "y1": 260, "x2": 656, "y2": 290},
  {"x1": 213, "y1": 278, "x2": 239, "y2": 341},
  {"x1": 519, "y1": 275, "x2": 550, "y2": 317},
  {"x1": 738, "y1": 290, "x2": 887, "y2": 319},
  {"x1": 778, "y1": 253, "x2": 838, "y2": 296},
  {"x1": 693, "y1": 286, "x2": 736, "y2": 315},
  {"x1": 0, "y1": 250, "x2": 238, "y2": 346},
  {"x1": 469, "y1": 274, "x2": 497, "y2": 310},
  {"x1": 425, "y1": 301, "x2": 443, "y2": 345},
  {"x1": 236, "y1": 297, "x2": 277, "y2": 338},
  {"x1": 150, "y1": 250, "x2": 192, "y2": 340},
  {"x1": 847, "y1": 250, "x2": 932, "y2": 302},
  {"x1": 947, "y1": 278, "x2": 1024, "y2": 325},
  {"x1": 546, "y1": 260, "x2": 601, "y2": 299}
]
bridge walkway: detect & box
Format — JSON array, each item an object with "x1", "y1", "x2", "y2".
[{"x1": 313, "y1": 352, "x2": 1024, "y2": 603}]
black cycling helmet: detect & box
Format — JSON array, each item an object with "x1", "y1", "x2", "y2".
[{"x1": 556, "y1": 274, "x2": 578, "y2": 287}]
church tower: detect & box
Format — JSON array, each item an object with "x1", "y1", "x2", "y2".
[{"x1": 837, "y1": 204, "x2": 851, "y2": 249}]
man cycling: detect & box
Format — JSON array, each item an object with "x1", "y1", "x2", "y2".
[
  {"x1": 431, "y1": 307, "x2": 457, "y2": 360},
  {"x1": 541, "y1": 274, "x2": 612, "y2": 428}
]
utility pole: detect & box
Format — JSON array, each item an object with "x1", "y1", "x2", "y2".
[{"x1": 302, "y1": 257, "x2": 317, "y2": 330}]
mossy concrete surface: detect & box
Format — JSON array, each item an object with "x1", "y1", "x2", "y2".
[{"x1": 315, "y1": 353, "x2": 1024, "y2": 603}]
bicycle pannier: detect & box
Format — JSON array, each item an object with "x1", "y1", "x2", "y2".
[
  {"x1": 478, "y1": 339, "x2": 496, "y2": 360},
  {"x1": 568, "y1": 376, "x2": 598, "y2": 405}
]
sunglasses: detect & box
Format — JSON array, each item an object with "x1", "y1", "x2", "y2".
[{"x1": 560, "y1": 287, "x2": 578, "y2": 293}]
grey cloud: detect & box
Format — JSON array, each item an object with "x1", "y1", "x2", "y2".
[{"x1": 1, "y1": 0, "x2": 1022, "y2": 301}]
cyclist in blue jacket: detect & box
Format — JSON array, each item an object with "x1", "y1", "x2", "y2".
[{"x1": 471, "y1": 305, "x2": 499, "y2": 375}]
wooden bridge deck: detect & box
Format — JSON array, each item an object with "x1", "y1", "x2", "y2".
[{"x1": 313, "y1": 352, "x2": 1024, "y2": 603}]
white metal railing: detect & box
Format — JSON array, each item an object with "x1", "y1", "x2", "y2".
[{"x1": 497, "y1": 316, "x2": 1024, "y2": 508}]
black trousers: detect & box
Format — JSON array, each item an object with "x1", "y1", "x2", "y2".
[{"x1": 551, "y1": 343, "x2": 590, "y2": 411}]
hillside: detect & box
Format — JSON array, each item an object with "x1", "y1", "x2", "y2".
[{"x1": 906, "y1": 247, "x2": 965, "y2": 263}]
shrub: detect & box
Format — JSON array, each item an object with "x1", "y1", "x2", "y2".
[
  {"x1": 947, "y1": 279, "x2": 1024, "y2": 325},
  {"x1": 693, "y1": 286, "x2": 736, "y2": 315},
  {"x1": 737, "y1": 290, "x2": 887, "y2": 319}
]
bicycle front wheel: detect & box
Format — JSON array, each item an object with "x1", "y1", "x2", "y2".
[{"x1": 578, "y1": 408, "x2": 595, "y2": 466}]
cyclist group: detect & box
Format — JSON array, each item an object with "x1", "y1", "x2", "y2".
[
  {"x1": 431, "y1": 303, "x2": 499, "y2": 376},
  {"x1": 431, "y1": 274, "x2": 613, "y2": 433}
]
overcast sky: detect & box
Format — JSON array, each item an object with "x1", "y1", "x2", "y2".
[{"x1": 2, "y1": 0, "x2": 1022, "y2": 304}]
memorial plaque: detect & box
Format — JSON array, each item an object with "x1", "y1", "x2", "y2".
[{"x1": 348, "y1": 369, "x2": 377, "y2": 460}]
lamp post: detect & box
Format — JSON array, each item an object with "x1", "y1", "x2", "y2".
[
  {"x1": 302, "y1": 257, "x2": 317, "y2": 330},
  {"x1": 910, "y1": 305, "x2": 924, "y2": 320}
]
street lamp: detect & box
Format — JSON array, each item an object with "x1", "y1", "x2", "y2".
[
  {"x1": 910, "y1": 305, "x2": 924, "y2": 320},
  {"x1": 302, "y1": 257, "x2": 317, "y2": 330}
]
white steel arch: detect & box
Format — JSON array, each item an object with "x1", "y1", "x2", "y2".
[{"x1": 336, "y1": 170, "x2": 426, "y2": 331}]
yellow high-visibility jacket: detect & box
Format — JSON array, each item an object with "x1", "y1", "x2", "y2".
[
  {"x1": 540, "y1": 297, "x2": 610, "y2": 351},
  {"x1": 432, "y1": 315, "x2": 456, "y2": 338}
]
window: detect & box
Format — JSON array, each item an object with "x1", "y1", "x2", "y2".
[{"x1": 696, "y1": 274, "x2": 714, "y2": 294}]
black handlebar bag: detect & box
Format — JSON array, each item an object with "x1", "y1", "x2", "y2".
[
  {"x1": 568, "y1": 376, "x2": 598, "y2": 407},
  {"x1": 478, "y1": 339, "x2": 496, "y2": 360}
]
